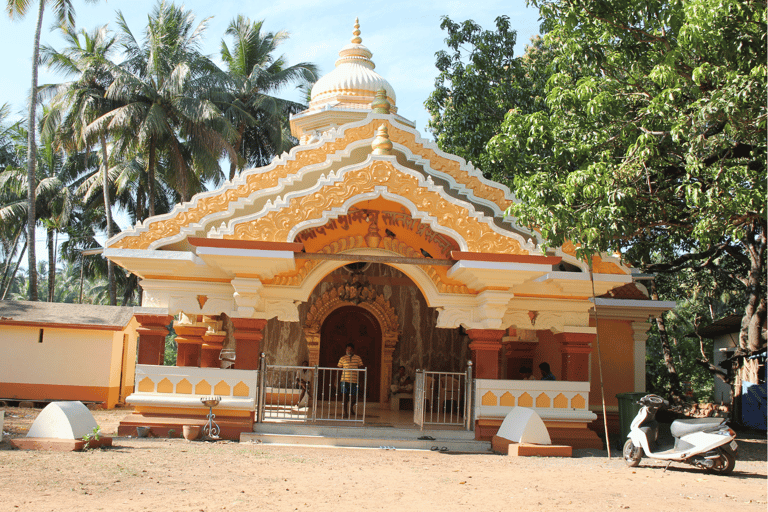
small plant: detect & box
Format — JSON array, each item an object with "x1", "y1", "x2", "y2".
[
  {"x1": 82, "y1": 426, "x2": 101, "y2": 450},
  {"x1": 168, "y1": 429, "x2": 176, "y2": 438}
]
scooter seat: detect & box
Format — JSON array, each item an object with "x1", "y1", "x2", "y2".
[{"x1": 670, "y1": 417, "x2": 726, "y2": 438}]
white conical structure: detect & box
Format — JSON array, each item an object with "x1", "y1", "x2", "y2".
[
  {"x1": 309, "y1": 18, "x2": 396, "y2": 111},
  {"x1": 496, "y1": 406, "x2": 552, "y2": 445},
  {"x1": 290, "y1": 18, "x2": 414, "y2": 142},
  {"x1": 26, "y1": 401, "x2": 99, "y2": 439}
]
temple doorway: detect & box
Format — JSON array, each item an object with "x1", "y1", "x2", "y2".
[{"x1": 319, "y1": 305, "x2": 382, "y2": 401}]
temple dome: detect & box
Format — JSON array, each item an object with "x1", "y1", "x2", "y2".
[{"x1": 308, "y1": 19, "x2": 397, "y2": 111}]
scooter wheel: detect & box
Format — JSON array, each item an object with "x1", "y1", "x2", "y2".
[
  {"x1": 706, "y1": 447, "x2": 736, "y2": 475},
  {"x1": 623, "y1": 439, "x2": 642, "y2": 467}
]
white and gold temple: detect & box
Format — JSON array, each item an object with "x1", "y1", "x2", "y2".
[{"x1": 105, "y1": 20, "x2": 674, "y2": 443}]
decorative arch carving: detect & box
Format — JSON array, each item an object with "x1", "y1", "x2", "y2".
[
  {"x1": 222, "y1": 160, "x2": 525, "y2": 254},
  {"x1": 304, "y1": 284, "x2": 401, "y2": 404},
  {"x1": 267, "y1": 235, "x2": 472, "y2": 294},
  {"x1": 107, "y1": 117, "x2": 516, "y2": 251}
]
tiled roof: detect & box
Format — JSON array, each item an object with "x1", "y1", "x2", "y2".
[{"x1": 0, "y1": 301, "x2": 136, "y2": 329}]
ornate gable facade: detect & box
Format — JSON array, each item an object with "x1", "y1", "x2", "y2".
[{"x1": 106, "y1": 20, "x2": 673, "y2": 415}]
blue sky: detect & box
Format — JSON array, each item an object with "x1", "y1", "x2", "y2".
[
  {"x1": 2, "y1": 0, "x2": 541, "y2": 135},
  {"x1": 1, "y1": 1, "x2": 541, "y2": 260}
]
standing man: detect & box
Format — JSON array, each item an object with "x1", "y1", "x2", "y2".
[{"x1": 338, "y1": 343, "x2": 364, "y2": 418}]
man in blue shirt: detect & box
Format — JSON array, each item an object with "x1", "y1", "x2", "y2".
[{"x1": 539, "y1": 362, "x2": 556, "y2": 381}]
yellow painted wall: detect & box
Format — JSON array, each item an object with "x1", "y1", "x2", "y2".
[
  {"x1": 1, "y1": 325, "x2": 115, "y2": 385},
  {"x1": 0, "y1": 320, "x2": 139, "y2": 408},
  {"x1": 590, "y1": 319, "x2": 635, "y2": 407}
]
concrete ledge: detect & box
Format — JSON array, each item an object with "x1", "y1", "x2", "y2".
[
  {"x1": 492, "y1": 435, "x2": 571, "y2": 457},
  {"x1": 118, "y1": 412, "x2": 252, "y2": 440},
  {"x1": 10, "y1": 436, "x2": 113, "y2": 451},
  {"x1": 476, "y1": 419, "x2": 604, "y2": 449},
  {"x1": 126, "y1": 394, "x2": 255, "y2": 410}
]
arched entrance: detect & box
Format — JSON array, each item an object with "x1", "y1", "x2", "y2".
[
  {"x1": 319, "y1": 306, "x2": 381, "y2": 401},
  {"x1": 304, "y1": 283, "x2": 401, "y2": 405}
]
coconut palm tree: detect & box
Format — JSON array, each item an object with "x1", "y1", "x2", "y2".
[
  {"x1": 90, "y1": 0, "x2": 235, "y2": 217},
  {"x1": 42, "y1": 24, "x2": 121, "y2": 304},
  {"x1": 6, "y1": 0, "x2": 102, "y2": 301},
  {"x1": 0, "y1": 105, "x2": 27, "y2": 298},
  {"x1": 220, "y1": 15, "x2": 317, "y2": 180}
]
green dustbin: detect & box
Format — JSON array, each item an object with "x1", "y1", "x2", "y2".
[{"x1": 615, "y1": 392, "x2": 647, "y2": 447}]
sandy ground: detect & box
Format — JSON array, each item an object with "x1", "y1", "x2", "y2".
[{"x1": 1, "y1": 406, "x2": 766, "y2": 512}]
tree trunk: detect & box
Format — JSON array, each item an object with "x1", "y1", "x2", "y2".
[
  {"x1": 0, "y1": 227, "x2": 23, "y2": 294},
  {"x1": 100, "y1": 135, "x2": 116, "y2": 305},
  {"x1": 1, "y1": 239, "x2": 27, "y2": 300},
  {"x1": 147, "y1": 138, "x2": 156, "y2": 218},
  {"x1": 733, "y1": 221, "x2": 767, "y2": 424},
  {"x1": 47, "y1": 227, "x2": 54, "y2": 302},
  {"x1": 651, "y1": 281, "x2": 683, "y2": 401},
  {"x1": 25, "y1": 0, "x2": 46, "y2": 302},
  {"x1": 229, "y1": 123, "x2": 246, "y2": 181},
  {"x1": 738, "y1": 221, "x2": 766, "y2": 355}
]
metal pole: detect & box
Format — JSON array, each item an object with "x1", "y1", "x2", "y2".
[
  {"x1": 361, "y1": 368, "x2": 367, "y2": 424},
  {"x1": 311, "y1": 364, "x2": 319, "y2": 423},
  {"x1": 466, "y1": 360, "x2": 473, "y2": 431},
  {"x1": 416, "y1": 369, "x2": 424, "y2": 431},
  {"x1": 257, "y1": 352, "x2": 266, "y2": 424},
  {"x1": 590, "y1": 263, "x2": 612, "y2": 458}
]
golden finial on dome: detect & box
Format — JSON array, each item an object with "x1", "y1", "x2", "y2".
[
  {"x1": 371, "y1": 88, "x2": 391, "y2": 114},
  {"x1": 372, "y1": 124, "x2": 393, "y2": 155},
  {"x1": 351, "y1": 18, "x2": 362, "y2": 44}
]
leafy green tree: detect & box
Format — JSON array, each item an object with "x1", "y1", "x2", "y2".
[
  {"x1": 0, "y1": 105, "x2": 27, "y2": 299},
  {"x1": 6, "y1": 0, "x2": 101, "y2": 301},
  {"x1": 425, "y1": 15, "x2": 549, "y2": 181},
  {"x1": 219, "y1": 15, "x2": 317, "y2": 180},
  {"x1": 488, "y1": 1, "x2": 765, "y2": 401},
  {"x1": 35, "y1": 108, "x2": 77, "y2": 301},
  {"x1": 90, "y1": 0, "x2": 235, "y2": 217},
  {"x1": 42, "y1": 24, "x2": 121, "y2": 304},
  {"x1": 646, "y1": 256, "x2": 747, "y2": 401}
]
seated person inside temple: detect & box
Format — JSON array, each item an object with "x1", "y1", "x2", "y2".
[{"x1": 390, "y1": 365, "x2": 413, "y2": 395}]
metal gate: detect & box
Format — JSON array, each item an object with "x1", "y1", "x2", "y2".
[
  {"x1": 256, "y1": 355, "x2": 367, "y2": 424},
  {"x1": 414, "y1": 362, "x2": 473, "y2": 430}
]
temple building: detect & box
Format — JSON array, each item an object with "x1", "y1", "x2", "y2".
[{"x1": 105, "y1": 20, "x2": 674, "y2": 445}]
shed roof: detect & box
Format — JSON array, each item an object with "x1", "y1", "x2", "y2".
[
  {"x1": 0, "y1": 301, "x2": 147, "y2": 330},
  {"x1": 696, "y1": 314, "x2": 742, "y2": 338}
]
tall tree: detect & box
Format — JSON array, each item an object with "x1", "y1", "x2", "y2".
[
  {"x1": 0, "y1": 103, "x2": 27, "y2": 297},
  {"x1": 90, "y1": 0, "x2": 234, "y2": 217},
  {"x1": 488, "y1": 1, "x2": 766, "y2": 403},
  {"x1": 425, "y1": 15, "x2": 549, "y2": 181},
  {"x1": 42, "y1": 24, "x2": 121, "y2": 304},
  {"x1": 219, "y1": 15, "x2": 317, "y2": 180},
  {"x1": 6, "y1": 0, "x2": 100, "y2": 301}
]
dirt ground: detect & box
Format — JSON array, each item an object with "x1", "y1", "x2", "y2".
[{"x1": 1, "y1": 406, "x2": 766, "y2": 512}]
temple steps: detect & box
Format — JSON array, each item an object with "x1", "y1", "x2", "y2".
[{"x1": 241, "y1": 424, "x2": 492, "y2": 453}]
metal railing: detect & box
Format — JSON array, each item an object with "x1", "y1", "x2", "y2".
[
  {"x1": 256, "y1": 354, "x2": 367, "y2": 424},
  {"x1": 414, "y1": 361, "x2": 473, "y2": 430}
]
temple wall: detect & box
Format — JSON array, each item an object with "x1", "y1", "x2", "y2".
[
  {"x1": 591, "y1": 318, "x2": 635, "y2": 407},
  {"x1": 260, "y1": 263, "x2": 469, "y2": 376},
  {"x1": 531, "y1": 330, "x2": 563, "y2": 380}
]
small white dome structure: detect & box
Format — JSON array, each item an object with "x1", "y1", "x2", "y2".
[
  {"x1": 290, "y1": 18, "x2": 414, "y2": 142},
  {"x1": 496, "y1": 407, "x2": 552, "y2": 445},
  {"x1": 27, "y1": 401, "x2": 99, "y2": 439},
  {"x1": 309, "y1": 18, "x2": 396, "y2": 111}
]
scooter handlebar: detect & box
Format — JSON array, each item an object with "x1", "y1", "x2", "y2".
[{"x1": 639, "y1": 394, "x2": 669, "y2": 408}]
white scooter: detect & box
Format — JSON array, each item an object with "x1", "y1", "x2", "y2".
[{"x1": 623, "y1": 394, "x2": 738, "y2": 474}]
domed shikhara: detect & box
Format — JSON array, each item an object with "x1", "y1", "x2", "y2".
[
  {"x1": 309, "y1": 18, "x2": 396, "y2": 110},
  {"x1": 290, "y1": 18, "x2": 414, "y2": 142}
]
